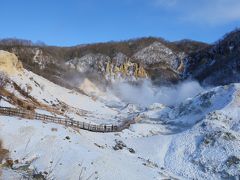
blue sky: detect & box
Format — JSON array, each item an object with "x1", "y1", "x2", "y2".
[{"x1": 1, "y1": 0, "x2": 240, "y2": 46}]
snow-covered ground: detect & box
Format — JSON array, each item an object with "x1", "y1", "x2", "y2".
[
  {"x1": 1, "y1": 54, "x2": 240, "y2": 179},
  {"x1": 5, "y1": 69, "x2": 129, "y2": 125},
  {"x1": 0, "y1": 116, "x2": 177, "y2": 180}
]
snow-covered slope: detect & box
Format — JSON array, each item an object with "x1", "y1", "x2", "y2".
[
  {"x1": 1, "y1": 50, "x2": 240, "y2": 179},
  {"x1": 0, "y1": 51, "x2": 128, "y2": 125},
  {"x1": 2, "y1": 81, "x2": 240, "y2": 179},
  {"x1": 141, "y1": 83, "x2": 240, "y2": 179},
  {"x1": 0, "y1": 116, "x2": 176, "y2": 180},
  {"x1": 133, "y1": 42, "x2": 180, "y2": 69},
  {"x1": 7, "y1": 68, "x2": 130, "y2": 125}
]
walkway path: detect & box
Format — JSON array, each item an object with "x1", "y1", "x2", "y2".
[{"x1": 0, "y1": 107, "x2": 140, "y2": 133}]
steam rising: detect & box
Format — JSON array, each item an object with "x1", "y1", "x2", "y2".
[
  {"x1": 112, "y1": 80, "x2": 204, "y2": 107},
  {"x1": 68, "y1": 73, "x2": 205, "y2": 108}
]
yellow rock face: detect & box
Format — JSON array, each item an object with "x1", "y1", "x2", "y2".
[
  {"x1": 0, "y1": 50, "x2": 23, "y2": 75},
  {"x1": 105, "y1": 61, "x2": 147, "y2": 79},
  {"x1": 137, "y1": 66, "x2": 148, "y2": 78}
]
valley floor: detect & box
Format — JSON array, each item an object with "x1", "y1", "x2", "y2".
[{"x1": 0, "y1": 116, "x2": 177, "y2": 180}]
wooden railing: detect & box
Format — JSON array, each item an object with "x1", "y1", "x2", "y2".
[{"x1": 0, "y1": 107, "x2": 119, "y2": 132}]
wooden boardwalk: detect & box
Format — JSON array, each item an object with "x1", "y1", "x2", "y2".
[{"x1": 0, "y1": 107, "x2": 122, "y2": 133}]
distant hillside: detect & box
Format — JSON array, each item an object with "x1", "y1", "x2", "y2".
[
  {"x1": 186, "y1": 28, "x2": 240, "y2": 86},
  {"x1": 7, "y1": 29, "x2": 240, "y2": 87},
  {"x1": 0, "y1": 36, "x2": 209, "y2": 88}
]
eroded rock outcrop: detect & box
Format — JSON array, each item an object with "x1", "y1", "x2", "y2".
[
  {"x1": 105, "y1": 60, "x2": 147, "y2": 80},
  {"x1": 0, "y1": 50, "x2": 23, "y2": 75},
  {"x1": 66, "y1": 53, "x2": 148, "y2": 81}
]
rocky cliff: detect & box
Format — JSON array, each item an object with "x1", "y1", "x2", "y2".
[{"x1": 0, "y1": 50, "x2": 23, "y2": 75}]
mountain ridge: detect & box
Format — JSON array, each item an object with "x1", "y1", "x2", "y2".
[{"x1": 0, "y1": 28, "x2": 239, "y2": 87}]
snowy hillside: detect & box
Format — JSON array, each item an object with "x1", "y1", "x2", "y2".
[
  {"x1": 133, "y1": 42, "x2": 180, "y2": 69},
  {"x1": 1, "y1": 50, "x2": 240, "y2": 179}
]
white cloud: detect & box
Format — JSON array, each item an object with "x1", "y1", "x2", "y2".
[
  {"x1": 153, "y1": 0, "x2": 240, "y2": 25},
  {"x1": 185, "y1": 0, "x2": 240, "y2": 25}
]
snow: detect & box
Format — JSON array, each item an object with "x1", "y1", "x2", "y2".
[
  {"x1": 65, "y1": 53, "x2": 110, "y2": 73},
  {"x1": 8, "y1": 69, "x2": 124, "y2": 124},
  {"x1": 1, "y1": 63, "x2": 240, "y2": 179},
  {"x1": 0, "y1": 98, "x2": 15, "y2": 108},
  {"x1": 157, "y1": 84, "x2": 240, "y2": 179},
  {"x1": 32, "y1": 48, "x2": 56, "y2": 69},
  {"x1": 133, "y1": 42, "x2": 180, "y2": 69},
  {"x1": 0, "y1": 116, "x2": 173, "y2": 180},
  {"x1": 35, "y1": 109, "x2": 65, "y2": 118}
]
